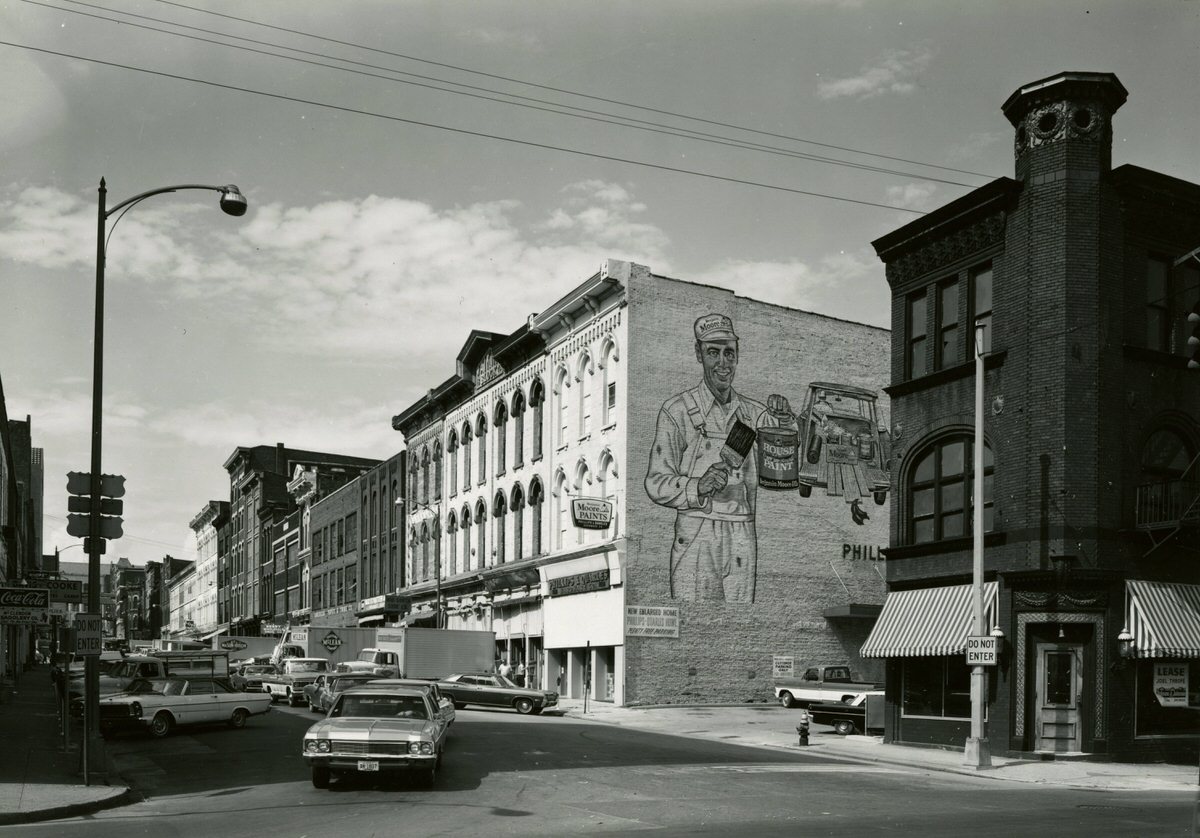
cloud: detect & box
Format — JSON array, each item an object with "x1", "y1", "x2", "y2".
[
  {"x1": 885, "y1": 182, "x2": 939, "y2": 212},
  {"x1": 0, "y1": 47, "x2": 69, "y2": 152},
  {"x1": 817, "y1": 47, "x2": 933, "y2": 101},
  {"x1": 460, "y1": 28, "x2": 543, "y2": 50}
]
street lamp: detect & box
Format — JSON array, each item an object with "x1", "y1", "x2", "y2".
[{"x1": 82, "y1": 178, "x2": 247, "y2": 785}]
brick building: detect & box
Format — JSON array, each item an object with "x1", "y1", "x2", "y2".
[
  {"x1": 394, "y1": 260, "x2": 891, "y2": 704},
  {"x1": 308, "y1": 478, "x2": 363, "y2": 627},
  {"x1": 866, "y1": 72, "x2": 1200, "y2": 762},
  {"x1": 351, "y1": 451, "x2": 406, "y2": 627}
]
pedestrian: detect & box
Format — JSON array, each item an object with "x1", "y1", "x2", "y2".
[
  {"x1": 515, "y1": 662, "x2": 526, "y2": 687},
  {"x1": 499, "y1": 660, "x2": 512, "y2": 679}
]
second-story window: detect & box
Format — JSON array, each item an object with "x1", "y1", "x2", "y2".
[
  {"x1": 476, "y1": 413, "x2": 488, "y2": 485},
  {"x1": 495, "y1": 401, "x2": 508, "y2": 476},
  {"x1": 447, "y1": 430, "x2": 458, "y2": 497},
  {"x1": 907, "y1": 290, "x2": 927, "y2": 379},
  {"x1": 530, "y1": 379, "x2": 545, "y2": 461},
  {"x1": 421, "y1": 447, "x2": 431, "y2": 504},
  {"x1": 512, "y1": 391, "x2": 526, "y2": 469},
  {"x1": 937, "y1": 279, "x2": 959, "y2": 369},
  {"x1": 462, "y1": 423, "x2": 473, "y2": 491},
  {"x1": 493, "y1": 491, "x2": 507, "y2": 565},
  {"x1": 972, "y1": 263, "x2": 994, "y2": 355}
]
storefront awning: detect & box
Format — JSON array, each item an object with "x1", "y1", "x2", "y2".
[
  {"x1": 198, "y1": 627, "x2": 226, "y2": 642},
  {"x1": 1126, "y1": 580, "x2": 1200, "y2": 658},
  {"x1": 861, "y1": 582, "x2": 997, "y2": 658}
]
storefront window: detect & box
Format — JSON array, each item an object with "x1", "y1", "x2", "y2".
[
  {"x1": 1135, "y1": 661, "x2": 1200, "y2": 738},
  {"x1": 901, "y1": 657, "x2": 971, "y2": 719}
]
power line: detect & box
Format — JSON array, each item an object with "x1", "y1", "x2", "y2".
[
  {"x1": 43, "y1": 512, "x2": 193, "y2": 551},
  {"x1": 0, "y1": 40, "x2": 928, "y2": 215},
  {"x1": 156, "y1": 0, "x2": 995, "y2": 180},
  {"x1": 35, "y1": 0, "x2": 981, "y2": 189}
]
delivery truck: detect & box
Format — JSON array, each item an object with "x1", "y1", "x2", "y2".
[
  {"x1": 342, "y1": 627, "x2": 495, "y2": 679},
  {"x1": 271, "y1": 626, "x2": 378, "y2": 670}
]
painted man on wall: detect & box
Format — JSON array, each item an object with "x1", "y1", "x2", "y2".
[{"x1": 644, "y1": 314, "x2": 768, "y2": 603}]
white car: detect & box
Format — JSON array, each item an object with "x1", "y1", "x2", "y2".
[{"x1": 96, "y1": 676, "x2": 272, "y2": 738}]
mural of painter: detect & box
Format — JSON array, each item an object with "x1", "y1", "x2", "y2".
[{"x1": 644, "y1": 313, "x2": 893, "y2": 604}]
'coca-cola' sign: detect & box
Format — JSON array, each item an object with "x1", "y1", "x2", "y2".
[{"x1": 0, "y1": 587, "x2": 50, "y2": 624}]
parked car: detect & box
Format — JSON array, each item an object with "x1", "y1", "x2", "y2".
[
  {"x1": 302, "y1": 686, "x2": 449, "y2": 789},
  {"x1": 773, "y1": 665, "x2": 880, "y2": 709},
  {"x1": 363, "y1": 678, "x2": 456, "y2": 725},
  {"x1": 437, "y1": 672, "x2": 558, "y2": 715},
  {"x1": 807, "y1": 690, "x2": 886, "y2": 736},
  {"x1": 90, "y1": 676, "x2": 272, "y2": 738},
  {"x1": 303, "y1": 672, "x2": 380, "y2": 713},
  {"x1": 231, "y1": 664, "x2": 278, "y2": 692}
]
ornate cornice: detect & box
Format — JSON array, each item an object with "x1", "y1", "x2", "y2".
[{"x1": 887, "y1": 211, "x2": 1006, "y2": 286}]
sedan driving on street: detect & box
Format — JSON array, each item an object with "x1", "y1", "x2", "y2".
[
  {"x1": 437, "y1": 672, "x2": 558, "y2": 715},
  {"x1": 302, "y1": 686, "x2": 448, "y2": 789},
  {"x1": 94, "y1": 676, "x2": 272, "y2": 738}
]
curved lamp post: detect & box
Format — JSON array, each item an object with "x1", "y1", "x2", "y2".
[{"x1": 82, "y1": 179, "x2": 247, "y2": 784}]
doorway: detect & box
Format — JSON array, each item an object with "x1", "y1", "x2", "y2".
[{"x1": 1034, "y1": 642, "x2": 1084, "y2": 753}]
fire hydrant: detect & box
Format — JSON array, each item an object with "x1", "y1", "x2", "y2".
[{"x1": 796, "y1": 709, "x2": 811, "y2": 746}]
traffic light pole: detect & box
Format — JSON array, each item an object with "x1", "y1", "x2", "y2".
[{"x1": 82, "y1": 180, "x2": 109, "y2": 786}]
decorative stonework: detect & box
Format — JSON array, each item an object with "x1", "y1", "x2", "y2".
[
  {"x1": 1014, "y1": 611, "x2": 1105, "y2": 739},
  {"x1": 889, "y1": 213, "x2": 1005, "y2": 284},
  {"x1": 475, "y1": 351, "x2": 505, "y2": 392},
  {"x1": 1014, "y1": 590, "x2": 1107, "y2": 610},
  {"x1": 1014, "y1": 99, "x2": 1107, "y2": 158}
]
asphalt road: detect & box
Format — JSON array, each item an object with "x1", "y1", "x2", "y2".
[{"x1": 6, "y1": 702, "x2": 1195, "y2": 837}]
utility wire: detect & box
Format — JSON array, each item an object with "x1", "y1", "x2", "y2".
[
  {"x1": 38, "y1": 0, "x2": 980, "y2": 188},
  {"x1": 0, "y1": 40, "x2": 927, "y2": 215},
  {"x1": 156, "y1": 0, "x2": 994, "y2": 180},
  {"x1": 43, "y1": 512, "x2": 195, "y2": 551}
]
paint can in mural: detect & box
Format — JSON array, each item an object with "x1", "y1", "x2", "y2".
[{"x1": 756, "y1": 394, "x2": 800, "y2": 490}]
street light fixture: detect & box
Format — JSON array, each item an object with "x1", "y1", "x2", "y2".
[{"x1": 82, "y1": 178, "x2": 248, "y2": 785}]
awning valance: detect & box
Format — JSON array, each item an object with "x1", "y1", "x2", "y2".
[
  {"x1": 1126, "y1": 580, "x2": 1200, "y2": 658},
  {"x1": 861, "y1": 582, "x2": 997, "y2": 658}
]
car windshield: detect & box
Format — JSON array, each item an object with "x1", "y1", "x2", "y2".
[
  {"x1": 288, "y1": 661, "x2": 327, "y2": 673},
  {"x1": 333, "y1": 694, "x2": 428, "y2": 719},
  {"x1": 245, "y1": 666, "x2": 275, "y2": 675}
]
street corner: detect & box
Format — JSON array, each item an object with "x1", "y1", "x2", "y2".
[{"x1": 0, "y1": 783, "x2": 137, "y2": 826}]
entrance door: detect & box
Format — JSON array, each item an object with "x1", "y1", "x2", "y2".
[{"x1": 1034, "y1": 642, "x2": 1084, "y2": 753}]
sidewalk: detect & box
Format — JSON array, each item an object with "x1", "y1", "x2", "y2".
[
  {"x1": 553, "y1": 698, "x2": 1200, "y2": 792},
  {"x1": 0, "y1": 664, "x2": 132, "y2": 826}
]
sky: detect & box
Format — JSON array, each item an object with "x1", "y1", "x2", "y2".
[{"x1": 1, "y1": 0, "x2": 1197, "y2": 567}]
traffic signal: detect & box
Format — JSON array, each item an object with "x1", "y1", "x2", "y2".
[{"x1": 1187, "y1": 302, "x2": 1200, "y2": 370}]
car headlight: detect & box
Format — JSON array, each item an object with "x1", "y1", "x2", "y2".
[
  {"x1": 408, "y1": 741, "x2": 433, "y2": 755},
  {"x1": 304, "y1": 739, "x2": 331, "y2": 753},
  {"x1": 130, "y1": 701, "x2": 142, "y2": 718}
]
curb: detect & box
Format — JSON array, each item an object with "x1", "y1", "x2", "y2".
[{"x1": 0, "y1": 786, "x2": 138, "y2": 826}]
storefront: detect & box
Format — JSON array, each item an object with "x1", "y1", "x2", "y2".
[
  {"x1": 542, "y1": 549, "x2": 624, "y2": 702},
  {"x1": 355, "y1": 594, "x2": 404, "y2": 628},
  {"x1": 1122, "y1": 581, "x2": 1200, "y2": 750}
]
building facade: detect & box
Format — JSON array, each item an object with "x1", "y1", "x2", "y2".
[
  {"x1": 0, "y1": 372, "x2": 42, "y2": 677},
  {"x1": 394, "y1": 261, "x2": 892, "y2": 704},
  {"x1": 187, "y1": 500, "x2": 227, "y2": 638},
  {"x1": 866, "y1": 72, "x2": 1200, "y2": 762},
  {"x1": 309, "y1": 479, "x2": 363, "y2": 627},
  {"x1": 354, "y1": 451, "x2": 406, "y2": 626}
]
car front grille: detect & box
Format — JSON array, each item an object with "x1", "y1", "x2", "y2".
[
  {"x1": 99, "y1": 705, "x2": 133, "y2": 719},
  {"x1": 330, "y1": 740, "x2": 409, "y2": 756}
]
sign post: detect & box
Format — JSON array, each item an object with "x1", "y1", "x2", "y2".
[{"x1": 966, "y1": 636, "x2": 998, "y2": 667}]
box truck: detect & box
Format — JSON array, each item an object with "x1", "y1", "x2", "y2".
[{"x1": 346, "y1": 627, "x2": 495, "y2": 679}]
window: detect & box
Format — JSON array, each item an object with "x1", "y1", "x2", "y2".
[
  {"x1": 462, "y1": 423, "x2": 473, "y2": 490},
  {"x1": 554, "y1": 471, "x2": 568, "y2": 551},
  {"x1": 433, "y1": 443, "x2": 442, "y2": 500},
  {"x1": 447, "y1": 430, "x2": 458, "y2": 497},
  {"x1": 578, "y1": 354, "x2": 592, "y2": 437},
  {"x1": 529, "y1": 478, "x2": 544, "y2": 556},
  {"x1": 901, "y1": 657, "x2": 971, "y2": 719},
  {"x1": 1140, "y1": 428, "x2": 1194, "y2": 481},
  {"x1": 408, "y1": 460, "x2": 419, "y2": 504},
  {"x1": 421, "y1": 447, "x2": 430, "y2": 504},
  {"x1": 511, "y1": 391, "x2": 526, "y2": 469},
  {"x1": 937, "y1": 279, "x2": 960, "y2": 369},
  {"x1": 475, "y1": 500, "x2": 487, "y2": 567},
  {"x1": 972, "y1": 263, "x2": 993, "y2": 355},
  {"x1": 530, "y1": 379, "x2": 545, "y2": 461},
  {"x1": 460, "y1": 506, "x2": 472, "y2": 572},
  {"x1": 1146, "y1": 256, "x2": 1170, "y2": 352},
  {"x1": 336, "y1": 519, "x2": 344, "y2": 555},
  {"x1": 908, "y1": 435, "x2": 994, "y2": 544},
  {"x1": 907, "y1": 290, "x2": 928, "y2": 379},
  {"x1": 420, "y1": 523, "x2": 429, "y2": 581},
  {"x1": 447, "y1": 512, "x2": 458, "y2": 576},
  {"x1": 511, "y1": 485, "x2": 525, "y2": 561},
  {"x1": 495, "y1": 401, "x2": 508, "y2": 476},
  {"x1": 493, "y1": 491, "x2": 507, "y2": 565},
  {"x1": 432, "y1": 518, "x2": 441, "y2": 581},
  {"x1": 476, "y1": 413, "x2": 488, "y2": 485},
  {"x1": 600, "y1": 338, "x2": 618, "y2": 425},
  {"x1": 555, "y1": 368, "x2": 570, "y2": 448}
]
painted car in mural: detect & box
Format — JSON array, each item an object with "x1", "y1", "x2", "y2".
[{"x1": 794, "y1": 382, "x2": 891, "y2": 521}]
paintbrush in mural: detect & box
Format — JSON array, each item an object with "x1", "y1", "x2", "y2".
[{"x1": 720, "y1": 420, "x2": 757, "y2": 469}]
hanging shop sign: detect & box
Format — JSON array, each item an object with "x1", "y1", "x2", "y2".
[
  {"x1": 0, "y1": 587, "x2": 50, "y2": 624},
  {"x1": 571, "y1": 498, "x2": 613, "y2": 530},
  {"x1": 547, "y1": 568, "x2": 610, "y2": 598}
]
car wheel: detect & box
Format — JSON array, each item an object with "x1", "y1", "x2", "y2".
[
  {"x1": 514, "y1": 697, "x2": 535, "y2": 715},
  {"x1": 530, "y1": 707, "x2": 543, "y2": 715},
  {"x1": 150, "y1": 711, "x2": 174, "y2": 738},
  {"x1": 778, "y1": 691, "x2": 796, "y2": 709},
  {"x1": 229, "y1": 708, "x2": 249, "y2": 729},
  {"x1": 833, "y1": 719, "x2": 857, "y2": 736},
  {"x1": 312, "y1": 767, "x2": 330, "y2": 789}
]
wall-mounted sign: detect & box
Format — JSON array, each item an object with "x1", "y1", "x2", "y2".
[
  {"x1": 1153, "y1": 663, "x2": 1188, "y2": 707},
  {"x1": 548, "y1": 568, "x2": 610, "y2": 598},
  {"x1": 0, "y1": 587, "x2": 49, "y2": 624},
  {"x1": 219, "y1": 638, "x2": 249, "y2": 652},
  {"x1": 966, "y1": 635, "x2": 998, "y2": 666},
  {"x1": 841, "y1": 544, "x2": 885, "y2": 561},
  {"x1": 625, "y1": 605, "x2": 680, "y2": 638},
  {"x1": 772, "y1": 656, "x2": 795, "y2": 678},
  {"x1": 571, "y1": 498, "x2": 613, "y2": 530}
]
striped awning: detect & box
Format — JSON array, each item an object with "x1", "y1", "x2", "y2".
[
  {"x1": 861, "y1": 582, "x2": 998, "y2": 658},
  {"x1": 1126, "y1": 580, "x2": 1200, "y2": 658}
]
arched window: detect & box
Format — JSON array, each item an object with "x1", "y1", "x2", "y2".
[
  {"x1": 511, "y1": 484, "x2": 525, "y2": 560},
  {"x1": 600, "y1": 336, "x2": 619, "y2": 426},
  {"x1": 530, "y1": 378, "x2": 545, "y2": 461},
  {"x1": 447, "y1": 511, "x2": 458, "y2": 576},
  {"x1": 554, "y1": 367, "x2": 571, "y2": 448},
  {"x1": 577, "y1": 352, "x2": 593, "y2": 437},
  {"x1": 421, "y1": 447, "x2": 431, "y2": 504},
  {"x1": 512, "y1": 390, "x2": 526, "y2": 469},
  {"x1": 475, "y1": 499, "x2": 488, "y2": 567},
  {"x1": 447, "y1": 429, "x2": 459, "y2": 497},
  {"x1": 573, "y1": 459, "x2": 592, "y2": 544},
  {"x1": 462, "y1": 422, "x2": 473, "y2": 492},
  {"x1": 432, "y1": 517, "x2": 441, "y2": 581},
  {"x1": 1140, "y1": 427, "x2": 1195, "y2": 481},
  {"x1": 494, "y1": 400, "x2": 508, "y2": 476},
  {"x1": 389, "y1": 479, "x2": 398, "y2": 529},
  {"x1": 553, "y1": 469, "x2": 569, "y2": 551},
  {"x1": 408, "y1": 457, "x2": 419, "y2": 504},
  {"x1": 908, "y1": 435, "x2": 994, "y2": 544},
  {"x1": 493, "y1": 491, "x2": 508, "y2": 565},
  {"x1": 529, "y1": 478, "x2": 544, "y2": 556},
  {"x1": 476, "y1": 413, "x2": 488, "y2": 485},
  {"x1": 433, "y1": 442, "x2": 443, "y2": 499},
  {"x1": 597, "y1": 449, "x2": 617, "y2": 536},
  {"x1": 409, "y1": 527, "x2": 419, "y2": 582},
  {"x1": 460, "y1": 505, "x2": 472, "y2": 572},
  {"x1": 420, "y1": 522, "x2": 430, "y2": 580}
]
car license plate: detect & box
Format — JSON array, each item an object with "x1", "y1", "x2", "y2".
[{"x1": 357, "y1": 760, "x2": 379, "y2": 772}]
